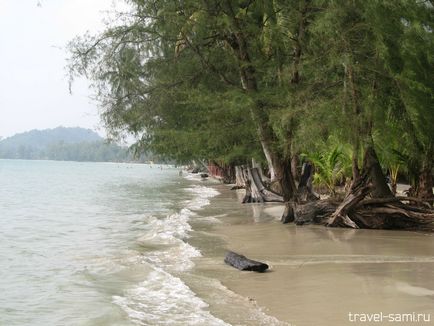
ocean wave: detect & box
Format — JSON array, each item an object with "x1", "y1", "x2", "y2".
[
  {"x1": 113, "y1": 267, "x2": 229, "y2": 326},
  {"x1": 136, "y1": 184, "x2": 220, "y2": 273},
  {"x1": 184, "y1": 185, "x2": 220, "y2": 211},
  {"x1": 137, "y1": 209, "x2": 194, "y2": 245},
  {"x1": 143, "y1": 241, "x2": 202, "y2": 273},
  {"x1": 121, "y1": 182, "x2": 226, "y2": 324}
]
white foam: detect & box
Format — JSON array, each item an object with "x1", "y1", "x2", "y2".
[
  {"x1": 143, "y1": 241, "x2": 202, "y2": 273},
  {"x1": 135, "y1": 185, "x2": 220, "y2": 273},
  {"x1": 138, "y1": 209, "x2": 194, "y2": 245},
  {"x1": 137, "y1": 208, "x2": 202, "y2": 273},
  {"x1": 184, "y1": 185, "x2": 220, "y2": 211},
  {"x1": 113, "y1": 267, "x2": 230, "y2": 326},
  {"x1": 124, "y1": 182, "x2": 227, "y2": 324}
]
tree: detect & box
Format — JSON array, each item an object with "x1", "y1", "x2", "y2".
[
  {"x1": 69, "y1": 0, "x2": 327, "y2": 199},
  {"x1": 69, "y1": 0, "x2": 434, "y2": 229}
]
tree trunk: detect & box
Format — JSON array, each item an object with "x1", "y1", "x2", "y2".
[
  {"x1": 281, "y1": 199, "x2": 339, "y2": 225},
  {"x1": 274, "y1": 156, "x2": 297, "y2": 202},
  {"x1": 363, "y1": 145, "x2": 394, "y2": 198},
  {"x1": 326, "y1": 177, "x2": 370, "y2": 228},
  {"x1": 351, "y1": 151, "x2": 360, "y2": 182},
  {"x1": 232, "y1": 165, "x2": 246, "y2": 189},
  {"x1": 326, "y1": 145, "x2": 392, "y2": 227},
  {"x1": 417, "y1": 160, "x2": 433, "y2": 203},
  {"x1": 242, "y1": 168, "x2": 283, "y2": 203},
  {"x1": 261, "y1": 141, "x2": 277, "y2": 182},
  {"x1": 291, "y1": 154, "x2": 300, "y2": 183},
  {"x1": 252, "y1": 158, "x2": 267, "y2": 183},
  {"x1": 224, "y1": 4, "x2": 296, "y2": 202},
  {"x1": 224, "y1": 164, "x2": 236, "y2": 184},
  {"x1": 296, "y1": 162, "x2": 320, "y2": 201}
]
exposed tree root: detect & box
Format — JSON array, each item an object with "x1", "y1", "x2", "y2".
[
  {"x1": 287, "y1": 148, "x2": 434, "y2": 231},
  {"x1": 289, "y1": 196, "x2": 434, "y2": 231},
  {"x1": 287, "y1": 185, "x2": 434, "y2": 231}
]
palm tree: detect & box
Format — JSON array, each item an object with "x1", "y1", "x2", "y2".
[{"x1": 304, "y1": 145, "x2": 351, "y2": 196}]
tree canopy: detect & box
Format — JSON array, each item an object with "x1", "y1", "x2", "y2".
[{"x1": 69, "y1": 0, "x2": 433, "y2": 199}]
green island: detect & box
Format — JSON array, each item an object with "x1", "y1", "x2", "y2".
[{"x1": 0, "y1": 127, "x2": 154, "y2": 163}]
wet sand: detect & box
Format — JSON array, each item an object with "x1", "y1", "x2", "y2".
[{"x1": 195, "y1": 184, "x2": 434, "y2": 326}]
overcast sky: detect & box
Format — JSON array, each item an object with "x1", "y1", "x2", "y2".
[{"x1": 0, "y1": 0, "x2": 126, "y2": 139}]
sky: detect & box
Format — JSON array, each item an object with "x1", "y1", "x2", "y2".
[{"x1": 0, "y1": 0, "x2": 127, "y2": 139}]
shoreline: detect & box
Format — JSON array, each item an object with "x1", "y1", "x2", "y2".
[{"x1": 195, "y1": 181, "x2": 434, "y2": 326}]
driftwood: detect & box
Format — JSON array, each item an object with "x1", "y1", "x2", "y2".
[
  {"x1": 224, "y1": 251, "x2": 269, "y2": 272},
  {"x1": 242, "y1": 168, "x2": 284, "y2": 203},
  {"x1": 281, "y1": 199, "x2": 340, "y2": 225}
]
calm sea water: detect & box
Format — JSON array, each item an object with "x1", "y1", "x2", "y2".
[
  {"x1": 0, "y1": 160, "x2": 288, "y2": 326},
  {"x1": 0, "y1": 160, "x2": 224, "y2": 325}
]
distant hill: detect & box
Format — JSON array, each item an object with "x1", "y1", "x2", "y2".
[
  {"x1": 0, "y1": 127, "x2": 143, "y2": 162},
  {"x1": 0, "y1": 127, "x2": 102, "y2": 151}
]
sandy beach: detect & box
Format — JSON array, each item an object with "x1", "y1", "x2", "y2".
[{"x1": 193, "y1": 183, "x2": 434, "y2": 326}]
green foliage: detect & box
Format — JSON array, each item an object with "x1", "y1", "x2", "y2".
[
  {"x1": 67, "y1": 0, "x2": 433, "y2": 188},
  {"x1": 303, "y1": 138, "x2": 352, "y2": 195}
]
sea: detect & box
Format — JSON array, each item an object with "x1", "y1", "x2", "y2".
[{"x1": 0, "y1": 159, "x2": 283, "y2": 326}]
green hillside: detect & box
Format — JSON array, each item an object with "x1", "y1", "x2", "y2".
[{"x1": 0, "y1": 127, "x2": 137, "y2": 162}]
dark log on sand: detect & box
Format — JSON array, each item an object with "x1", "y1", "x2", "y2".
[{"x1": 224, "y1": 251, "x2": 269, "y2": 272}]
